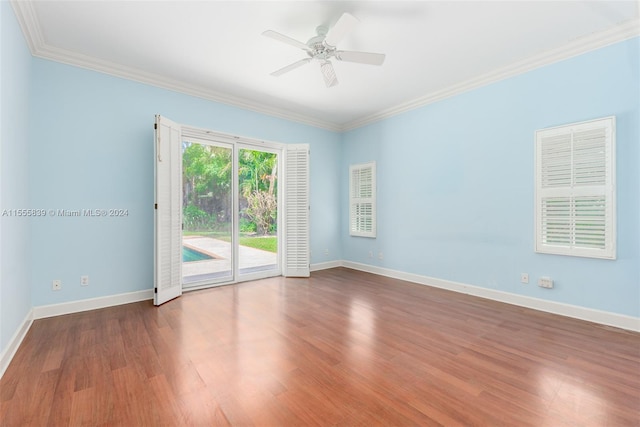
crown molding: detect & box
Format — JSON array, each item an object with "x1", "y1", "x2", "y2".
[
  {"x1": 10, "y1": 0, "x2": 43, "y2": 53},
  {"x1": 37, "y1": 43, "x2": 342, "y2": 132},
  {"x1": 9, "y1": 1, "x2": 341, "y2": 132},
  {"x1": 11, "y1": 1, "x2": 639, "y2": 133},
  {"x1": 342, "y1": 18, "x2": 640, "y2": 131}
]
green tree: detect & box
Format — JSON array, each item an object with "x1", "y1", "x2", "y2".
[
  {"x1": 238, "y1": 149, "x2": 277, "y2": 197},
  {"x1": 182, "y1": 143, "x2": 232, "y2": 230},
  {"x1": 239, "y1": 149, "x2": 278, "y2": 234},
  {"x1": 182, "y1": 145, "x2": 278, "y2": 234},
  {"x1": 245, "y1": 190, "x2": 276, "y2": 235}
]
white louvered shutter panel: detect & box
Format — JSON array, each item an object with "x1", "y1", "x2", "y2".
[
  {"x1": 350, "y1": 162, "x2": 376, "y2": 237},
  {"x1": 154, "y1": 115, "x2": 183, "y2": 304},
  {"x1": 283, "y1": 144, "x2": 310, "y2": 277},
  {"x1": 535, "y1": 116, "x2": 615, "y2": 259}
]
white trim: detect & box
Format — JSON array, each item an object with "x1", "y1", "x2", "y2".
[
  {"x1": 182, "y1": 125, "x2": 285, "y2": 151},
  {"x1": 32, "y1": 289, "x2": 153, "y2": 320},
  {"x1": 9, "y1": 1, "x2": 339, "y2": 132},
  {"x1": 0, "y1": 309, "x2": 34, "y2": 379},
  {"x1": 341, "y1": 261, "x2": 640, "y2": 332},
  {"x1": 310, "y1": 260, "x2": 342, "y2": 272},
  {"x1": 9, "y1": 0, "x2": 44, "y2": 54},
  {"x1": 2, "y1": 261, "x2": 637, "y2": 380},
  {"x1": 10, "y1": 0, "x2": 638, "y2": 132},
  {"x1": 38, "y1": 45, "x2": 340, "y2": 132},
  {"x1": 343, "y1": 19, "x2": 640, "y2": 130}
]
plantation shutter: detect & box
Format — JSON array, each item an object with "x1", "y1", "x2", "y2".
[
  {"x1": 154, "y1": 115, "x2": 183, "y2": 304},
  {"x1": 350, "y1": 162, "x2": 376, "y2": 237},
  {"x1": 535, "y1": 116, "x2": 615, "y2": 259},
  {"x1": 283, "y1": 144, "x2": 310, "y2": 277}
]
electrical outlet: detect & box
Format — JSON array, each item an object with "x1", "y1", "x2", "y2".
[
  {"x1": 538, "y1": 277, "x2": 554, "y2": 289},
  {"x1": 324, "y1": 249, "x2": 329, "y2": 256},
  {"x1": 368, "y1": 251, "x2": 373, "y2": 258},
  {"x1": 81, "y1": 275, "x2": 89, "y2": 286},
  {"x1": 52, "y1": 280, "x2": 62, "y2": 291},
  {"x1": 521, "y1": 273, "x2": 529, "y2": 284},
  {"x1": 378, "y1": 252, "x2": 384, "y2": 260}
]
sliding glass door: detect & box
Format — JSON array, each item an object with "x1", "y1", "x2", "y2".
[
  {"x1": 182, "y1": 139, "x2": 234, "y2": 287},
  {"x1": 237, "y1": 147, "x2": 279, "y2": 279},
  {"x1": 180, "y1": 140, "x2": 282, "y2": 288},
  {"x1": 154, "y1": 115, "x2": 309, "y2": 305}
]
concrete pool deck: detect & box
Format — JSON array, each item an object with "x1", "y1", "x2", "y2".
[{"x1": 182, "y1": 235, "x2": 277, "y2": 281}]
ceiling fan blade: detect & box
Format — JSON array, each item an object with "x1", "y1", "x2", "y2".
[
  {"x1": 271, "y1": 58, "x2": 312, "y2": 76},
  {"x1": 324, "y1": 12, "x2": 359, "y2": 47},
  {"x1": 320, "y1": 61, "x2": 338, "y2": 87},
  {"x1": 262, "y1": 30, "x2": 310, "y2": 51},
  {"x1": 335, "y1": 50, "x2": 386, "y2": 66}
]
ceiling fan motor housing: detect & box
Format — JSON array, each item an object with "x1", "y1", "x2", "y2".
[{"x1": 307, "y1": 26, "x2": 336, "y2": 60}]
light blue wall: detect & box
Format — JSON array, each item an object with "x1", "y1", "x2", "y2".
[
  {"x1": 28, "y1": 59, "x2": 341, "y2": 306},
  {"x1": 342, "y1": 37, "x2": 640, "y2": 317},
  {"x1": 1, "y1": 1, "x2": 638, "y2": 364},
  {"x1": 1, "y1": 1, "x2": 32, "y2": 353}
]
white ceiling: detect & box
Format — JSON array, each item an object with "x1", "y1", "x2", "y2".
[{"x1": 12, "y1": 1, "x2": 639, "y2": 131}]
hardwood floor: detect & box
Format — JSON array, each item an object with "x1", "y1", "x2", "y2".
[{"x1": 1, "y1": 267, "x2": 639, "y2": 426}]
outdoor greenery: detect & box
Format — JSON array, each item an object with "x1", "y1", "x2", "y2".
[
  {"x1": 245, "y1": 190, "x2": 277, "y2": 235},
  {"x1": 183, "y1": 231, "x2": 277, "y2": 253},
  {"x1": 238, "y1": 236, "x2": 277, "y2": 252},
  {"x1": 182, "y1": 143, "x2": 232, "y2": 231},
  {"x1": 182, "y1": 143, "x2": 278, "y2": 238}
]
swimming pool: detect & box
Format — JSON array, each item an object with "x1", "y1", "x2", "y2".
[{"x1": 182, "y1": 246, "x2": 213, "y2": 262}]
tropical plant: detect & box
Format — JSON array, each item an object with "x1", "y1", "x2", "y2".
[
  {"x1": 239, "y1": 217, "x2": 257, "y2": 233},
  {"x1": 183, "y1": 204, "x2": 210, "y2": 230},
  {"x1": 238, "y1": 149, "x2": 277, "y2": 197},
  {"x1": 239, "y1": 149, "x2": 278, "y2": 234},
  {"x1": 182, "y1": 144, "x2": 278, "y2": 234},
  {"x1": 245, "y1": 190, "x2": 276, "y2": 235},
  {"x1": 182, "y1": 143, "x2": 232, "y2": 228}
]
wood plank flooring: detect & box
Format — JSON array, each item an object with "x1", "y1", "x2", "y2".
[{"x1": 1, "y1": 267, "x2": 639, "y2": 426}]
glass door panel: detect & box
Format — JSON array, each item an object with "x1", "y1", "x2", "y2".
[
  {"x1": 182, "y1": 140, "x2": 233, "y2": 287},
  {"x1": 237, "y1": 147, "x2": 279, "y2": 277}
]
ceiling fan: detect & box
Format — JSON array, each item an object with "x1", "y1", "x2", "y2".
[{"x1": 262, "y1": 12, "x2": 386, "y2": 88}]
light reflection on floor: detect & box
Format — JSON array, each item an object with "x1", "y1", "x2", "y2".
[
  {"x1": 348, "y1": 298, "x2": 377, "y2": 367},
  {"x1": 537, "y1": 367, "x2": 607, "y2": 425}
]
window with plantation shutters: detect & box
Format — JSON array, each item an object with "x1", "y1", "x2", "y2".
[
  {"x1": 535, "y1": 116, "x2": 616, "y2": 259},
  {"x1": 350, "y1": 162, "x2": 376, "y2": 238}
]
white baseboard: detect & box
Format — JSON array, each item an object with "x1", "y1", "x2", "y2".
[
  {"x1": 342, "y1": 260, "x2": 640, "y2": 332},
  {"x1": 0, "y1": 308, "x2": 34, "y2": 379},
  {"x1": 2, "y1": 262, "x2": 636, "y2": 382},
  {"x1": 311, "y1": 260, "x2": 343, "y2": 272},
  {"x1": 32, "y1": 289, "x2": 154, "y2": 320}
]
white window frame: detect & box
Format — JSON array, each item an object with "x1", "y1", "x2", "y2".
[
  {"x1": 349, "y1": 161, "x2": 376, "y2": 238},
  {"x1": 534, "y1": 116, "x2": 616, "y2": 259}
]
